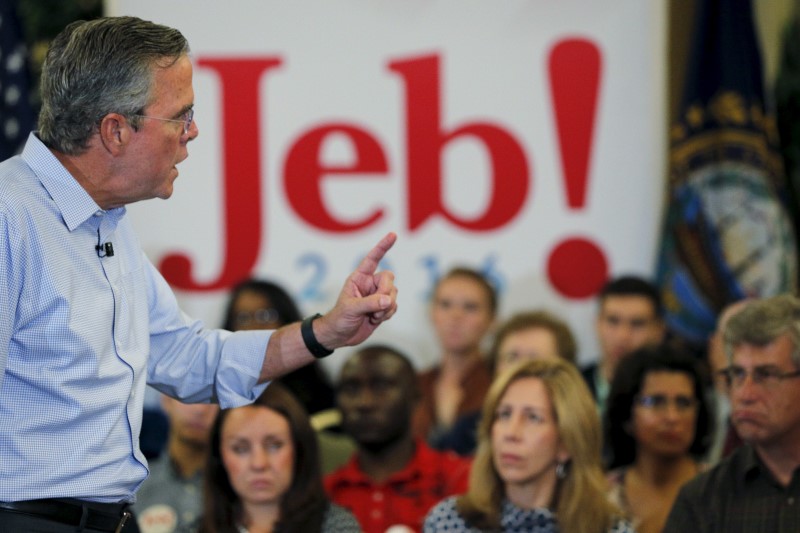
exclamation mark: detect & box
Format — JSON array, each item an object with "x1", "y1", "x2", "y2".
[{"x1": 545, "y1": 38, "x2": 609, "y2": 299}]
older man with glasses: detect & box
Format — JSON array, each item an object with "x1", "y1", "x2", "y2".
[
  {"x1": 664, "y1": 294, "x2": 800, "y2": 533},
  {"x1": 0, "y1": 16, "x2": 397, "y2": 532}
]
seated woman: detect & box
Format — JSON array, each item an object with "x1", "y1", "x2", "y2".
[
  {"x1": 424, "y1": 359, "x2": 632, "y2": 533},
  {"x1": 489, "y1": 309, "x2": 578, "y2": 373},
  {"x1": 413, "y1": 267, "x2": 497, "y2": 453},
  {"x1": 438, "y1": 309, "x2": 578, "y2": 455},
  {"x1": 604, "y1": 344, "x2": 712, "y2": 533},
  {"x1": 198, "y1": 383, "x2": 361, "y2": 533},
  {"x1": 223, "y1": 278, "x2": 335, "y2": 415}
]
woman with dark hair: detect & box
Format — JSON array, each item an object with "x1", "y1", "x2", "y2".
[
  {"x1": 198, "y1": 383, "x2": 361, "y2": 533},
  {"x1": 424, "y1": 359, "x2": 631, "y2": 533},
  {"x1": 223, "y1": 278, "x2": 335, "y2": 415},
  {"x1": 604, "y1": 344, "x2": 712, "y2": 533}
]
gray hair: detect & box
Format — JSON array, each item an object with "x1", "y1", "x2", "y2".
[
  {"x1": 723, "y1": 294, "x2": 800, "y2": 367},
  {"x1": 38, "y1": 16, "x2": 189, "y2": 155}
]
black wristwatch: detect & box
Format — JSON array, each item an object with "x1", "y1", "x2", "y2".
[{"x1": 301, "y1": 313, "x2": 334, "y2": 358}]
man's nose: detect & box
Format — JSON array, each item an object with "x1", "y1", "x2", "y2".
[
  {"x1": 353, "y1": 388, "x2": 378, "y2": 408},
  {"x1": 732, "y1": 374, "x2": 759, "y2": 402},
  {"x1": 186, "y1": 117, "x2": 199, "y2": 141}
]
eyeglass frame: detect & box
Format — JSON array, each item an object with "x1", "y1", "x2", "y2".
[
  {"x1": 133, "y1": 107, "x2": 194, "y2": 135},
  {"x1": 716, "y1": 365, "x2": 800, "y2": 389},
  {"x1": 633, "y1": 393, "x2": 699, "y2": 413}
]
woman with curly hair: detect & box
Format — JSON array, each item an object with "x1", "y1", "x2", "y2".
[{"x1": 604, "y1": 344, "x2": 711, "y2": 533}]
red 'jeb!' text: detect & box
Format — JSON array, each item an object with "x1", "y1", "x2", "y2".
[{"x1": 160, "y1": 40, "x2": 606, "y2": 299}]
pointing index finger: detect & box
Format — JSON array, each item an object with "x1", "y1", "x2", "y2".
[{"x1": 355, "y1": 232, "x2": 397, "y2": 276}]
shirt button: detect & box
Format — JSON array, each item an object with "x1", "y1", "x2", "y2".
[
  {"x1": 371, "y1": 509, "x2": 382, "y2": 519},
  {"x1": 789, "y1": 497, "x2": 795, "y2": 505},
  {"x1": 373, "y1": 491, "x2": 384, "y2": 502},
  {"x1": 94, "y1": 211, "x2": 103, "y2": 217}
]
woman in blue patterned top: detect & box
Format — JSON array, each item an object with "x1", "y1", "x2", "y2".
[{"x1": 423, "y1": 359, "x2": 632, "y2": 533}]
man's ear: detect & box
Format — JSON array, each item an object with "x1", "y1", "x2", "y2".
[{"x1": 98, "y1": 113, "x2": 131, "y2": 155}]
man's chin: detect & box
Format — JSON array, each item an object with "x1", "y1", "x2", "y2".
[
  {"x1": 731, "y1": 420, "x2": 763, "y2": 444},
  {"x1": 358, "y1": 437, "x2": 397, "y2": 454},
  {"x1": 157, "y1": 183, "x2": 175, "y2": 200}
]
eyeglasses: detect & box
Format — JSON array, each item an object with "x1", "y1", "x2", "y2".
[
  {"x1": 717, "y1": 365, "x2": 800, "y2": 389},
  {"x1": 134, "y1": 108, "x2": 194, "y2": 134},
  {"x1": 634, "y1": 394, "x2": 698, "y2": 413},
  {"x1": 232, "y1": 308, "x2": 281, "y2": 329}
]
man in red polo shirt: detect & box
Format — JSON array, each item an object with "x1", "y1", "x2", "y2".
[{"x1": 325, "y1": 345, "x2": 471, "y2": 533}]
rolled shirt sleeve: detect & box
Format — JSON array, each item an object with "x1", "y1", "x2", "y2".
[{"x1": 143, "y1": 259, "x2": 270, "y2": 408}]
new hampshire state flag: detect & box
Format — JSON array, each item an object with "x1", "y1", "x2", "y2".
[{"x1": 656, "y1": 0, "x2": 797, "y2": 345}]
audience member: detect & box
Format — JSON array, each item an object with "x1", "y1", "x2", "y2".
[
  {"x1": 0, "y1": 16, "x2": 397, "y2": 531},
  {"x1": 199, "y1": 383, "x2": 361, "y2": 533},
  {"x1": 413, "y1": 267, "x2": 496, "y2": 452},
  {"x1": 489, "y1": 310, "x2": 578, "y2": 374},
  {"x1": 664, "y1": 295, "x2": 800, "y2": 532},
  {"x1": 605, "y1": 344, "x2": 712, "y2": 533},
  {"x1": 326, "y1": 345, "x2": 471, "y2": 533},
  {"x1": 705, "y1": 299, "x2": 749, "y2": 463},
  {"x1": 424, "y1": 359, "x2": 632, "y2": 533},
  {"x1": 134, "y1": 396, "x2": 219, "y2": 533},
  {"x1": 581, "y1": 276, "x2": 666, "y2": 413},
  {"x1": 439, "y1": 309, "x2": 578, "y2": 455},
  {"x1": 223, "y1": 278, "x2": 336, "y2": 415}
]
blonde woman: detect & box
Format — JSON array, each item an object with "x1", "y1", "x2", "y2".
[
  {"x1": 423, "y1": 359, "x2": 631, "y2": 533},
  {"x1": 438, "y1": 309, "x2": 578, "y2": 455}
]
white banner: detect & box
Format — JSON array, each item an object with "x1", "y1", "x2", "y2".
[{"x1": 106, "y1": 0, "x2": 667, "y2": 376}]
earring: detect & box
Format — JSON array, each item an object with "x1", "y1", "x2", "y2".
[{"x1": 556, "y1": 462, "x2": 567, "y2": 479}]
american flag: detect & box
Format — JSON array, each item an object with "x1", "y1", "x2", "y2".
[{"x1": 0, "y1": 0, "x2": 35, "y2": 161}]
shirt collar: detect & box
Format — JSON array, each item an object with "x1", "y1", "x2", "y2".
[
  {"x1": 739, "y1": 444, "x2": 782, "y2": 488},
  {"x1": 429, "y1": 358, "x2": 490, "y2": 388},
  {"x1": 740, "y1": 444, "x2": 760, "y2": 478},
  {"x1": 167, "y1": 455, "x2": 204, "y2": 482},
  {"x1": 332, "y1": 439, "x2": 429, "y2": 486},
  {"x1": 21, "y1": 133, "x2": 126, "y2": 231},
  {"x1": 738, "y1": 443, "x2": 800, "y2": 490},
  {"x1": 500, "y1": 499, "x2": 556, "y2": 528}
]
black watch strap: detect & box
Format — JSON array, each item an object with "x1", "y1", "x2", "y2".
[{"x1": 301, "y1": 313, "x2": 334, "y2": 359}]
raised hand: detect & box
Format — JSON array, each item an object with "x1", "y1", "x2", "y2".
[{"x1": 315, "y1": 232, "x2": 399, "y2": 348}]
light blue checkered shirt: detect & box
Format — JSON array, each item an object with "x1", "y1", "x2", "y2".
[{"x1": 0, "y1": 134, "x2": 270, "y2": 503}]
